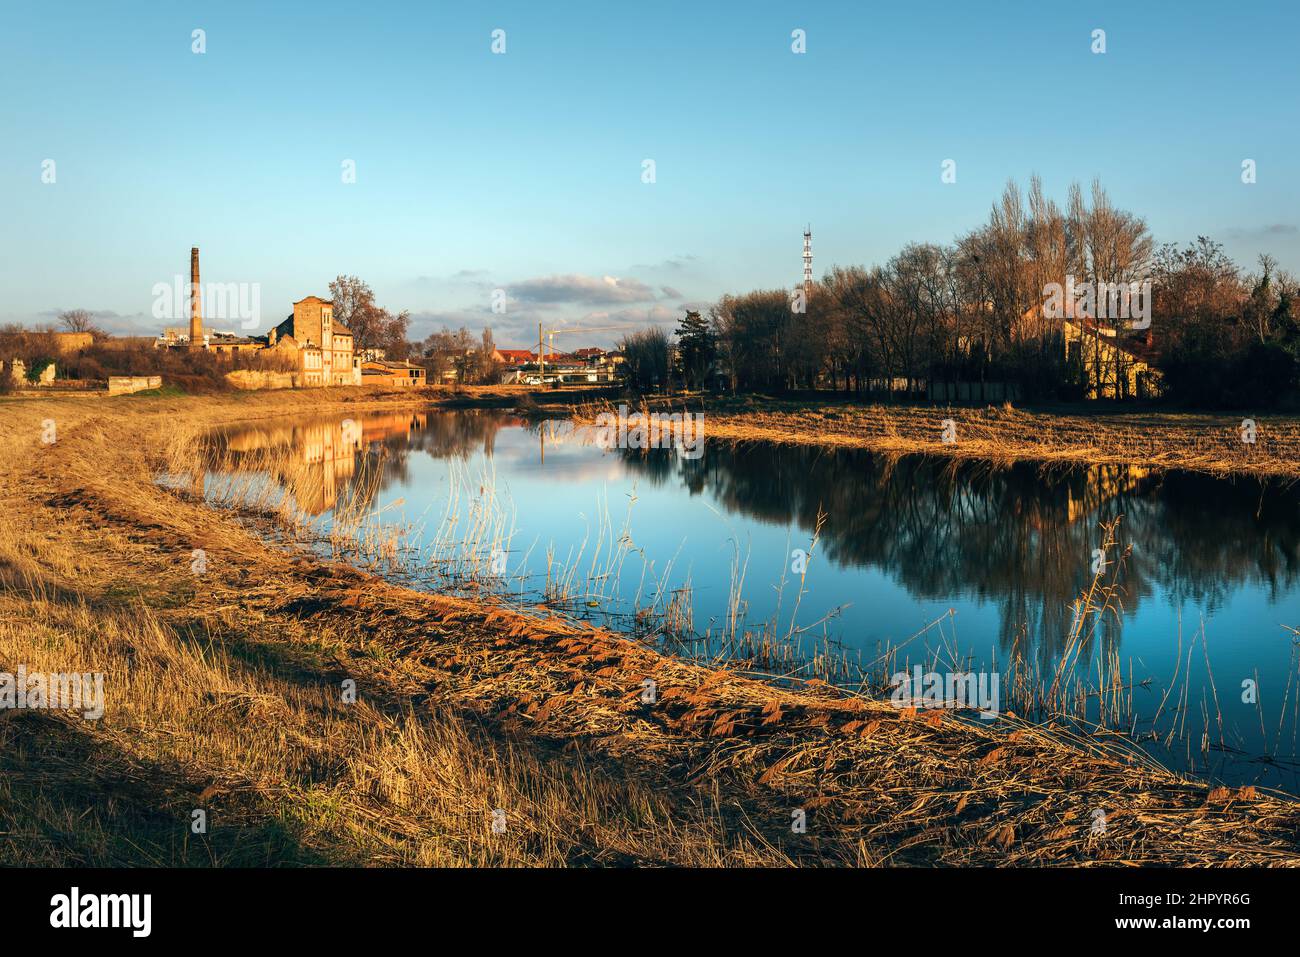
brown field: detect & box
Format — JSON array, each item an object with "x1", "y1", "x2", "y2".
[
  {"x1": 1, "y1": 387, "x2": 1299, "y2": 866},
  {"x1": 577, "y1": 395, "x2": 1300, "y2": 480}
]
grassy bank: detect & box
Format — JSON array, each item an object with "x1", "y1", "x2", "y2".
[
  {"x1": 577, "y1": 394, "x2": 1300, "y2": 480},
  {"x1": 1, "y1": 388, "x2": 1298, "y2": 866}
]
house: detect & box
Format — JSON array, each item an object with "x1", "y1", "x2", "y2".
[
  {"x1": 253, "y1": 328, "x2": 324, "y2": 386},
  {"x1": 493, "y1": 349, "x2": 534, "y2": 367},
  {"x1": 361, "y1": 360, "x2": 427, "y2": 387},
  {"x1": 271, "y1": 297, "x2": 356, "y2": 386},
  {"x1": 1064, "y1": 318, "x2": 1162, "y2": 400},
  {"x1": 489, "y1": 349, "x2": 537, "y2": 384}
]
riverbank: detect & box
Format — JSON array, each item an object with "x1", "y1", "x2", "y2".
[
  {"x1": 576, "y1": 395, "x2": 1300, "y2": 480},
  {"x1": 2, "y1": 389, "x2": 1299, "y2": 866}
]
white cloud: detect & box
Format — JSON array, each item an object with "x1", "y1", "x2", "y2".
[{"x1": 508, "y1": 274, "x2": 657, "y2": 305}]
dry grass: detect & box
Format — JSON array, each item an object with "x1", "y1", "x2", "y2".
[
  {"x1": 574, "y1": 396, "x2": 1300, "y2": 479},
  {"x1": 1, "y1": 390, "x2": 1299, "y2": 866},
  {"x1": 0, "y1": 392, "x2": 790, "y2": 866},
  {"x1": 0, "y1": 594, "x2": 782, "y2": 866}
]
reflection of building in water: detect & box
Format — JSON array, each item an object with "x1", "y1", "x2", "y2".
[
  {"x1": 294, "y1": 421, "x2": 358, "y2": 514},
  {"x1": 1065, "y1": 465, "x2": 1150, "y2": 524},
  {"x1": 220, "y1": 413, "x2": 427, "y2": 515},
  {"x1": 359, "y1": 412, "x2": 427, "y2": 445}
]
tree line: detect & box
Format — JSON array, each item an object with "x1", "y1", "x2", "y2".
[{"x1": 636, "y1": 178, "x2": 1300, "y2": 407}]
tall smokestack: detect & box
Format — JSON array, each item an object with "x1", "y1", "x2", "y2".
[{"x1": 189, "y1": 246, "x2": 203, "y2": 349}]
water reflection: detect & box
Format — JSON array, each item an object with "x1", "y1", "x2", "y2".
[
  {"x1": 204, "y1": 408, "x2": 1300, "y2": 788},
  {"x1": 208, "y1": 409, "x2": 1300, "y2": 641},
  {"x1": 212, "y1": 412, "x2": 438, "y2": 514},
  {"x1": 620, "y1": 443, "x2": 1300, "y2": 660}
]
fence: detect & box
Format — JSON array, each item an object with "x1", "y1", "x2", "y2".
[{"x1": 926, "y1": 381, "x2": 1022, "y2": 403}]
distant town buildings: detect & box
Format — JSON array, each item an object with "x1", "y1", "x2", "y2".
[
  {"x1": 493, "y1": 349, "x2": 534, "y2": 367},
  {"x1": 148, "y1": 248, "x2": 361, "y2": 388},
  {"x1": 491, "y1": 346, "x2": 622, "y2": 385},
  {"x1": 360, "y1": 360, "x2": 426, "y2": 387},
  {"x1": 3, "y1": 246, "x2": 631, "y2": 394}
]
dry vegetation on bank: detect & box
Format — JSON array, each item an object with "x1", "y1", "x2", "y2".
[
  {"x1": 574, "y1": 395, "x2": 1300, "y2": 480},
  {"x1": 1, "y1": 389, "x2": 1299, "y2": 866}
]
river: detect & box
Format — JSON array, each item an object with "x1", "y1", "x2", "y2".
[{"x1": 201, "y1": 406, "x2": 1300, "y2": 791}]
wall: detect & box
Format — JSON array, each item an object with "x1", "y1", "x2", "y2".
[
  {"x1": 107, "y1": 376, "x2": 162, "y2": 395},
  {"x1": 224, "y1": 369, "x2": 297, "y2": 391},
  {"x1": 52, "y1": 332, "x2": 94, "y2": 354}
]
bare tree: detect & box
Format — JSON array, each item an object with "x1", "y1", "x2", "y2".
[
  {"x1": 58, "y1": 309, "x2": 99, "y2": 335},
  {"x1": 620, "y1": 327, "x2": 671, "y2": 393},
  {"x1": 328, "y1": 275, "x2": 411, "y2": 358}
]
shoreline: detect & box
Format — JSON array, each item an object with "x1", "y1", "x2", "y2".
[
  {"x1": 2, "y1": 388, "x2": 1299, "y2": 866},
  {"x1": 573, "y1": 394, "x2": 1300, "y2": 480}
]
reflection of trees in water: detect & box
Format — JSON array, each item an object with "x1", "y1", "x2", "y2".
[
  {"x1": 616, "y1": 442, "x2": 1300, "y2": 661},
  {"x1": 216, "y1": 412, "x2": 1300, "y2": 664},
  {"x1": 371, "y1": 410, "x2": 524, "y2": 493},
  {"x1": 400, "y1": 410, "x2": 522, "y2": 459},
  {"x1": 1140, "y1": 472, "x2": 1300, "y2": 610}
]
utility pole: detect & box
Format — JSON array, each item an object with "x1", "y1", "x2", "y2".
[{"x1": 538, "y1": 321, "x2": 545, "y2": 379}]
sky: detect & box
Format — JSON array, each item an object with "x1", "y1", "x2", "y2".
[{"x1": 2, "y1": 0, "x2": 1298, "y2": 348}]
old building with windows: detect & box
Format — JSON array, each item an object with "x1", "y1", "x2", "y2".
[{"x1": 270, "y1": 296, "x2": 358, "y2": 386}]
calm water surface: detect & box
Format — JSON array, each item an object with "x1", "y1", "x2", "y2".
[{"x1": 204, "y1": 407, "x2": 1300, "y2": 791}]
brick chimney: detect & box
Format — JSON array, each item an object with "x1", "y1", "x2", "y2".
[{"x1": 189, "y1": 246, "x2": 203, "y2": 349}]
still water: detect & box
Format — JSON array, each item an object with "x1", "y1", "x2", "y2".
[{"x1": 205, "y1": 407, "x2": 1300, "y2": 791}]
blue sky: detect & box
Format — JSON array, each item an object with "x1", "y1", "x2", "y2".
[{"x1": 2, "y1": 0, "x2": 1298, "y2": 347}]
